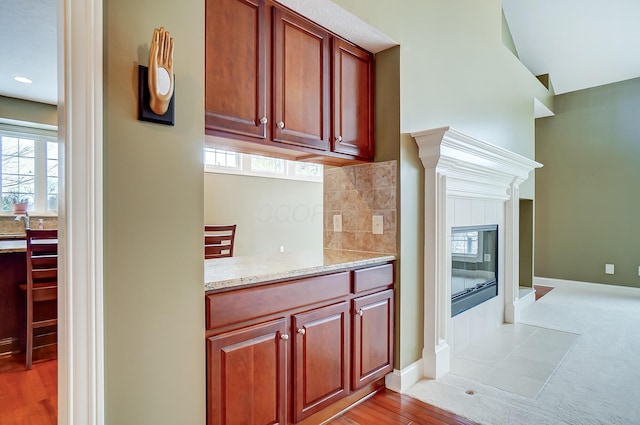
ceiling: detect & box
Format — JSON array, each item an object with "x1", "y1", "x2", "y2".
[
  {"x1": 1, "y1": 0, "x2": 639, "y2": 105},
  {"x1": 0, "y1": 0, "x2": 57, "y2": 105},
  {"x1": 502, "y1": 0, "x2": 640, "y2": 95}
]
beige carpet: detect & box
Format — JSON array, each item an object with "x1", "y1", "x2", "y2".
[{"x1": 405, "y1": 281, "x2": 640, "y2": 425}]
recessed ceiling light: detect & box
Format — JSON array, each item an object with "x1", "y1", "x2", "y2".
[{"x1": 14, "y1": 76, "x2": 32, "y2": 84}]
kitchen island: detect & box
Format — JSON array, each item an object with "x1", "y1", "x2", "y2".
[{"x1": 204, "y1": 249, "x2": 396, "y2": 425}]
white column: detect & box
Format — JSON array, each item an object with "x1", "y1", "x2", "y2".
[
  {"x1": 58, "y1": 0, "x2": 104, "y2": 423},
  {"x1": 504, "y1": 183, "x2": 520, "y2": 324},
  {"x1": 422, "y1": 167, "x2": 450, "y2": 379}
]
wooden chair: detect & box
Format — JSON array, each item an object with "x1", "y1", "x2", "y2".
[
  {"x1": 204, "y1": 225, "x2": 236, "y2": 259},
  {"x1": 21, "y1": 229, "x2": 58, "y2": 369}
]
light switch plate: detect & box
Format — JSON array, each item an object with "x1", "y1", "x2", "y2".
[
  {"x1": 333, "y1": 215, "x2": 342, "y2": 232},
  {"x1": 605, "y1": 263, "x2": 615, "y2": 275},
  {"x1": 372, "y1": 215, "x2": 383, "y2": 235}
]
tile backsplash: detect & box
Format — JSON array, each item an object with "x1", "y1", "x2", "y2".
[
  {"x1": 0, "y1": 215, "x2": 58, "y2": 236},
  {"x1": 324, "y1": 160, "x2": 397, "y2": 254}
]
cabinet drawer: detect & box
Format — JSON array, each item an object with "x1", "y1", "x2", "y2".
[
  {"x1": 206, "y1": 272, "x2": 350, "y2": 330},
  {"x1": 352, "y1": 263, "x2": 393, "y2": 293}
]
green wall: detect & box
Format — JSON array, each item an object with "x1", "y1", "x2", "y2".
[
  {"x1": 501, "y1": 9, "x2": 519, "y2": 59},
  {"x1": 204, "y1": 173, "x2": 323, "y2": 256},
  {"x1": 332, "y1": 0, "x2": 551, "y2": 369},
  {"x1": 104, "y1": 0, "x2": 205, "y2": 423},
  {"x1": 536, "y1": 77, "x2": 640, "y2": 287},
  {"x1": 0, "y1": 96, "x2": 57, "y2": 127},
  {"x1": 519, "y1": 199, "x2": 533, "y2": 287}
]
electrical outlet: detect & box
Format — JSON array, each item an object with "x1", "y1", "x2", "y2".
[
  {"x1": 605, "y1": 263, "x2": 615, "y2": 275},
  {"x1": 280, "y1": 245, "x2": 285, "y2": 253},
  {"x1": 372, "y1": 215, "x2": 383, "y2": 235},
  {"x1": 637, "y1": 266, "x2": 640, "y2": 277},
  {"x1": 333, "y1": 214, "x2": 342, "y2": 232}
]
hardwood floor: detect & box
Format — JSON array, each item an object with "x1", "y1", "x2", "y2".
[
  {"x1": 326, "y1": 388, "x2": 477, "y2": 425},
  {"x1": 0, "y1": 356, "x2": 471, "y2": 425},
  {"x1": 0, "y1": 356, "x2": 57, "y2": 425},
  {"x1": 534, "y1": 285, "x2": 554, "y2": 300}
]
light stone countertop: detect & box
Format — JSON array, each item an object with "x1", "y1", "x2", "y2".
[
  {"x1": 0, "y1": 239, "x2": 26, "y2": 253},
  {"x1": 204, "y1": 249, "x2": 396, "y2": 292}
]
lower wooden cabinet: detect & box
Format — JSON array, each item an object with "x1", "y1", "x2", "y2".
[
  {"x1": 352, "y1": 289, "x2": 394, "y2": 390},
  {"x1": 207, "y1": 318, "x2": 288, "y2": 425},
  {"x1": 292, "y1": 301, "x2": 349, "y2": 422},
  {"x1": 206, "y1": 262, "x2": 394, "y2": 424}
]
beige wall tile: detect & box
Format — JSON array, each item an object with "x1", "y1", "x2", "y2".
[
  {"x1": 342, "y1": 231, "x2": 357, "y2": 251},
  {"x1": 356, "y1": 232, "x2": 374, "y2": 252},
  {"x1": 374, "y1": 187, "x2": 396, "y2": 210},
  {"x1": 341, "y1": 166, "x2": 357, "y2": 191},
  {"x1": 373, "y1": 162, "x2": 396, "y2": 188},
  {"x1": 323, "y1": 160, "x2": 397, "y2": 253},
  {"x1": 355, "y1": 190, "x2": 374, "y2": 210},
  {"x1": 324, "y1": 168, "x2": 341, "y2": 191},
  {"x1": 355, "y1": 165, "x2": 373, "y2": 189},
  {"x1": 356, "y1": 210, "x2": 372, "y2": 231},
  {"x1": 325, "y1": 231, "x2": 342, "y2": 250},
  {"x1": 342, "y1": 210, "x2": 357, "y2": 232}
]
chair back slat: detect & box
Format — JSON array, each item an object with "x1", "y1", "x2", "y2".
[
  {"x1": 24, "y1": 229, "x2": 58, "y2": 369},
  {"x1": 204, "y1": 224, "x2": 236, "y2": 259}
]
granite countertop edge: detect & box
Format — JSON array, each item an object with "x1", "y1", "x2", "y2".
[{"x1": 205, "y1": 250, "x2": 396, "y2": 292}]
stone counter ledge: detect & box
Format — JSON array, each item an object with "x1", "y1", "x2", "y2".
[{"x1": 205, "y1": 249, "x2": 395, "y2": 292}]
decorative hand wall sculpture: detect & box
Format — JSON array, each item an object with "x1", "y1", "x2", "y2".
[{"x1": 148, "y1": 27, "x2": 174, "y2": 115}]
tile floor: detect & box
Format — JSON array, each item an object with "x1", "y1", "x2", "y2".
[{"x1": 450, "y1": 323, "x2": 579, "y2": 398}]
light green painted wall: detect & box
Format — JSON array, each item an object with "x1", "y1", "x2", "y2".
[
  {"x1": 535, "y1": 77, "x2": 640, "y2": 288},
  {"x1": 204, "y1": 173, "x2": 323, "y2": 256},
  {"x1": 333, "y1": 0, "x2": 551, "y2": 369},
  {"x1": 104, "y1": 0, "x2": 205, "y2": 423},
  {"x1": 519, "y1": 199, "x2": 533, "y2": 287},
  {"x1": 501, "y1": 9, "x2": 518, "y2": 59},
  {"x1": 375, "y1": 46, "x2": 426, "y2": 369},
  {"x1": 0, "y1": 96, "x2": 57, "y2": 127}
]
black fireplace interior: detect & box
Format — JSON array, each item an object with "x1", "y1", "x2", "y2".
[{"x1": 451, "y1": 224, "x2": 498, "y2": 317}]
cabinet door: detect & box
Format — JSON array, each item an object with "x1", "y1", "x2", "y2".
[
  {"x1": 332, "y1": 39, "x2": 374, "y2": 160},
  {"x1": 273, "y1": 8, "x2": 330, "y2": 151},
  {"x1": 205, "y1": 0, "x2": 267, "y2": 138},
  {"x1": 292, "y1": 301, "x2": 349, "y2": 422},
  {"x1": 352, "y1": 289, "x2": 394, "y2": 390},
  {"x1": 207, "y1": 318, "x2": 288, "y2": 425}
]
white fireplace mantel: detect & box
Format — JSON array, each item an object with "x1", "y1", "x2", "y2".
[{"x1": 412, "y1": 126, "x2": 542, "y2": 380}]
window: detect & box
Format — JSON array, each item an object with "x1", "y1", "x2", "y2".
[
  {"x1": 0, "y1": 125, "x2": 58, "y2": 213},
  {"x1": 204, "y1": 147, "x2": 322, "y2": 182}
]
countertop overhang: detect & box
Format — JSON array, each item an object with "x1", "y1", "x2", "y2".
[
  {"x1": 205, "y1": 249, "x2": 395, "y2": 291},
  {"x1": 0, "y1": 239, "x2": 26, "y2": 253}
]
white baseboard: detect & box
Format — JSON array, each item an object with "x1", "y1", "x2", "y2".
[
  {"x1": 534, "y1": 276, "x2": 640, "y2": 296},
  {"x1": 512, "y1": 286, "x2": 536, "y2": 322},
  {"x1": 385, "y1": 358, "x2": 423, "y2": 393}
]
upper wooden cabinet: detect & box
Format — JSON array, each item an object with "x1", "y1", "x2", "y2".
[
  {"x1": 272, "y1": 8, "x2": 331, "y2": 151},
  {"x1": 205, "y1": 0, "x2": 375, "y2": 162},
  {"x1": 333, "y1": 39, "x2": 374, "y2": 159},
  {"x1": 205, "y1": 0, "x2": 267, "y2": 139}
]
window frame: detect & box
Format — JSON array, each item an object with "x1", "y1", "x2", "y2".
[
  {"x1": 0, "y1": 124, "x2": 59, "y2": 214},
  {"x1": 204, "y1": 147, "x2": 323, "y2": 182}
]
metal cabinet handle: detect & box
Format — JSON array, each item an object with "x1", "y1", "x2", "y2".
[
  {"x1": 297, "y1": 328, "x2": 306, "y2": 335},
  {"x1": 280, "y1": 333, "x2": 289, "y2": 340},
  {"x1": 277, "y1": 121, "x2": 285, "y2": 129},
  {"x1": 259, "y1": 116, "x2": 268, "y2": 125},
  {"x1": 335, "y1": 135, "x2": 342, "y2": 143},
  {"x1": 357, "y1": 309, "x2": 363, "y2": 317}
]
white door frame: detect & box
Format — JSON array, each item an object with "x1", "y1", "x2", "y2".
[{"x1": 57, "y1": 0, "x2": 104, "y2": 423}]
